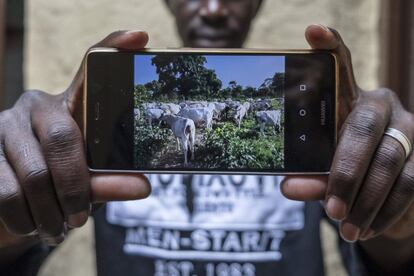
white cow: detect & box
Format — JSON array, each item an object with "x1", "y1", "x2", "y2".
[
  {"x1": 189, "y1": 103, "x2": 207, "y2": 108},
  {"x1": 234, "y1": 105, "x2": 247, "y2": 128},
  {"x1": 209, "y1": 102, "x2": 227, "y2": 120},
  {"x1": 225, "y1": 100, "x2": 241, "y2": 109},
  {"x1": 144, "y1": 108, "x2": 166, "y2": 127},
  {"x1": 161, "y1": 114, "x2": 196, "y2": 165},
  {"x1": 167, "y1": 103, "x2": 181, "y2": 115},
  {"x1": 180, "y1": 101, "x2": 208, "y2": 109},
  {"x1": 243, "y1": 102, "x2": 251, "y2": 116},
  {"x1": 256, "y1": 110, "x2": 282, "y2": 136},
  {"x1": 134, "y1": 108, "x2": 140, "y2": 122},
  {"x1": 142, "y1": 102, "x2": 158, "y2": 109},
  {"x1": 253, "y1": 99, "x2": 271, "y2": 111},
  {"x1": 213, "y1": 102, "x2": 227, "y2": 112},
  {"x1": 159, "y1": 103, "x2": 181, "y2": 115},
  {"x1": 178, "y1": 107, "x2": 214, "y2": 129}
]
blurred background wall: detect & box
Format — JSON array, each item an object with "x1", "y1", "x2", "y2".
[
  {"x1": 25, "y1": 0, "x2": 380, "y2": 92},
  {"x1": 23, "y1": 0, "x2": 381, "y2": 275}
]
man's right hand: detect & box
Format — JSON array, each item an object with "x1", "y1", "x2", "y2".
[{"x1": 0, "y1": 31, "x2": 151, "y2": 249}]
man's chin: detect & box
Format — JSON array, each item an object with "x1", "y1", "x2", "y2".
[{"x1": 188, "y1": 37, "x2": 240, "y2": 48}]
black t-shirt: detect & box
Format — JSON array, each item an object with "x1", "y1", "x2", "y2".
[
  {"x1": 93, "y1": 174, "x2": 369, "y2": 276},
  {"x1": 1, "y1": 174, "x2": 377, "y2": 276}
]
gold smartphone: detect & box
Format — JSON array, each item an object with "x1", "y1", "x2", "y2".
[{"x1": 84, "y1": 48, "x2": 338, "y2": 174}]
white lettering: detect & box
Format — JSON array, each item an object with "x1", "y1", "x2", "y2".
[
  {"x1": 210, "y1": 230, "x2": 226, "y2": 251},
  {"x1": 162, "y1": 230, "x2": 180, "y2": 250},
  {"x1": 242, "y1": 231, "x2": 260, "y2": 251},
  {"x1": 192, "y1": 229, "x2": 211, "y2": 251},
  {"x1": 125, "y1": 227, "x2": 146, "y2": 244},
  {"x1": 147, "y1": 227, "x2": 162, "y2": 247},
  {"x1": 223, "y1": 232, "x2": 242, "y2": 252}
]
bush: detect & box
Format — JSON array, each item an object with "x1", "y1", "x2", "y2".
[
  {"x1": 134, "y1": 124, "x2": 171, "y2": 167},
  {"x1": 196, "y1": 121, "x2": 284, "y2": 169}
]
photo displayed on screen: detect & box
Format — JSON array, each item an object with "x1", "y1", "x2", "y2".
[{"x1": 133, "y1": 54, "x2": 285, "y2": 170}]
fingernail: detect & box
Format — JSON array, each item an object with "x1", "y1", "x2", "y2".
[
  {"x1": 42, "y1": 233, "x2": 65, "y2": 246},
  {"x1": 326, "y1": 196, "x2": 347, "y2": 220},
  {"x1": 68, "y1": 211, "x2": 89, "y2": 228},
  {"x1": 340, "y1": 222, "x2": 360, "y2": 243},
  {"x1": 316, "y1": 24, "x2": 330, "y2": 33},
  {"x1": 360, "y1": 229, "x2": 375, "y2": 241},
  {"x1": 125, "y1": 30, "x2": 147, "y2": 35}
]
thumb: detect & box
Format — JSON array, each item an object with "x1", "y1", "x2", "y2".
[
  {"x1": 305, "y1": 24, "x2": 339, "y2": 50},
  {"x1": 91, "y1": 173, "x2": 151, "y2": 203},
  {"x1": 281, "y1": 176, "x2": 328, "y2": 201},
  {"x1": 305, "y1": 24, "x2": 356, "y2": 89},
  {"x1": 93, "y1": 30, "x2": 149, "y2": 50},
  {"x1": 305, "y1": 24, "x2": 359, "y2": 129}
]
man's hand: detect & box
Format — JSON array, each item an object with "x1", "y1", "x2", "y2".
[
  {"x1": 281, "y1": 25, "x2": 414, "y2": 273},
  {"x1": 0, "y1": 31, "x2": 151, "y2": 249},
  {"x1": 282, "y1": 25, "x2": 414, "y2": 242}
]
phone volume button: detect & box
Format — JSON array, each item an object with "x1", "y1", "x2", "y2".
[{"x1": 94, "y1": 103, "x2": 100, "y2": 120}]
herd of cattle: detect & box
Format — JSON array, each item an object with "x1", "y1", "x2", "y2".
[{"x1": 134, "y1": 99, "x2": 283, "y2": 165}]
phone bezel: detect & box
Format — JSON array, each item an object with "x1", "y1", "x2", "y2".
[{"x1": 84, "y1": 47, "x2": 339, "y2": 175}]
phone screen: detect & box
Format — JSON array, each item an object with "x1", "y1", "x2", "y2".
[{"x1": 86, "y1": 50, "x2": 337, "y2": 174}]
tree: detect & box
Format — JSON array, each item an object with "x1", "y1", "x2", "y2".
[
  {"x1": 243, "y1": 86, "x2": 256, "y2": 98},
  {"x1": 228, "y1": 80, "x2": 243, "y2": 99},
  {"x1": 258, "y1": 72, "x2": 285, "y2": 98},
  {"x1": 271, "y1": 72, "x2": 285, "y2": 98},
  {"x1": 134, "y1": 84, "x2": 151, "y2": 107},
  {"x1": 144, "y1": 80, "x2": 162, "y2": 98},
  {"x1": 220, "y1": 87, "x2": 232, "y2": 100},
  {"x1": 258, "y1": 78, "x2": 273, "y2": 97},
  {"x1": 151, "y1": 55, "x2": 222, "y2": 100}
]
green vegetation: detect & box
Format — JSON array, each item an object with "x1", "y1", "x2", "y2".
[
  {"x1": 134, "y1": 55, "x2": 285, "y2": 107},
  {"x1": 134, "y1": 123, "x2": 171, "y2": 167},
  {"x1": 133, "y1": 54, "x2": 285, "y2": 169},
  {"x1": 133, "y1": 98, "x2": 284, "y2": 169},
  {"x1": 195, "y1": 120, "x2": 284, "y2": 169},
  {"x1": 151, "y1": 54, "x2": 222, "y2": 100}
]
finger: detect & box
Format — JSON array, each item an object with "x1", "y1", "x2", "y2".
[
  {"x1": 0, "y1": 146, "x2": 36, "y2": 235},
  {"x1": 305, "y1": 25, "x2": 354, "y2": 83},
  {"x1": 305, "y1": 24, "x2": 358, "y2": 125},
  {"x1": 31, "y1": 98, "x2": 91, "y2": 229},
  {"x1": 66, "y1": 30, "x2": 149, "y2": 120},
  {"x1": 341, "y1": 136, "x2": 406, "y2": 241},
  {"x1": 281, "y1": 176, "x2": 327, "y2": 201},
  {"x1": 91, "y1": 173, "x2": 151, "y2": 203},
  {"x1": 342, "y1": 110, "x2": 413, "y2": 241},
  {"x1": 306, "y1": 24, "x2": 340, "y2": 50},
  {"x1": 4, "y1": 132, "x2": 66, "y2": 242},
  {"x1": 360, "y1": 114, "x2": 414, "y2": 240},
  {"x1": 93, "y1": 30, "x2": 149, "y2": 49},
  {"x1": 69, "y1": 30, "x2": 149, "y2": 89},
  {"x1": 325, "y1": 92, "x2": 392, "y2": 221},
  {"x1": 363, "y1": 164, "x2": 414, "y2": 240}
]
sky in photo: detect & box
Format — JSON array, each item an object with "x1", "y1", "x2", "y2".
[{"x1": 134, "y1": 54, "x2": 285, "y2": 88}]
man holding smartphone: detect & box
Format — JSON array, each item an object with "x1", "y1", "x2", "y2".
[
  {"x1": 1, "y1": 0, "x2": 414, "y2": 275},
  {"x1": 87, "y1": 1, "x2": 414, "y2": 275}
]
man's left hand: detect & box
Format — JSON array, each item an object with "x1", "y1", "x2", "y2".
[{"x1": 282, "y1": 24, "x2": 414, "y2": 242}]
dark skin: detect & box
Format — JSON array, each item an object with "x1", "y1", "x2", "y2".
[
  {"x1": 0, "y1": 31, "x2": 152, "y2": 266},
  {"x1": 165, "y1": 0, "x2": 414, "y2": 273},
  {"x1": 166, "y1": 0, "x2": 262, "y2": 48},
  {"x1": 0, "y1": 0, "x2": 413, "y2": 274}
]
